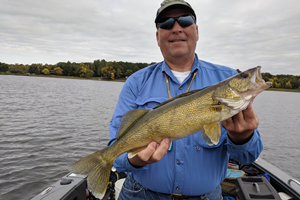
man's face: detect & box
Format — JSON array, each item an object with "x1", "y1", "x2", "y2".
[{"x1": 156, "y1": 8, "x2": 199, "y2": 62}]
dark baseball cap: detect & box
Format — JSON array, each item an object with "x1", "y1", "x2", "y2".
[{"x1": 155, "y1": 0, "x2": 196, "y2": 23}]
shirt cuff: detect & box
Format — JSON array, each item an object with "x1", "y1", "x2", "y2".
[
  {"x1": 226, "y1": 129, "x2": 259, "y2": 152},
  {"x1": 117, "y1": 153, "x2": 149, "y2": 172}
]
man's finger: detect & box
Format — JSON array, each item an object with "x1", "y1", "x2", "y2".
[
  {"x1": 139, "y1": 141, "x2": 158, "y2": 161},
  {"x1": 221, "y1": 118, "x2": 230, "y2": 130},
  {"x1": 232, "y1": 111, "x2": 244, "y2": 123},
  {"x1": 151, "y1": 138, "x2": 170, "y2": 162},
  {"x1": 128, "y1": 141, "x2": 158, "y2": 168},
  {"x1": 242, "y1": 101, "x2": 258, "y2": 122}
]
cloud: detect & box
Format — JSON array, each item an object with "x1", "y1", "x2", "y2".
[
  {"x1": 194, "y1": 0, "x2": 300, "y2": 74},
  {"x1": 0, "y1": 0, "x2": 299, "y2": 75}
]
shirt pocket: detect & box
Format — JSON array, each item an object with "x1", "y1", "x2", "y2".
[{"x1": 135, "y1": 96, "x2": 167, "y2": 109}]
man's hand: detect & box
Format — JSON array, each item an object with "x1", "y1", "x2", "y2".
[
  {"x1": 128, "y1": 138, "x2": 170, "y2": 168},
  {"x1": 221, "y1": 101, "x2": 258, "y2": 145}
]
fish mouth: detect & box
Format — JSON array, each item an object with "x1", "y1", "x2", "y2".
[
  {"x1": 252, "y1": 66, "x2": 272, "y2": 88},
  {"x1": 245, "y1": 66, "x2": 272, "y2": 102},
  {"x1": 251, "y1": 66, "x2": 262, "y2": 84}
]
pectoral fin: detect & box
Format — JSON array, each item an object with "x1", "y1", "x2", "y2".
[
  {"x1": 201, "y1": 122, "x2": 221, "y2": 145},
  {"x1": 201, "y1": 131, "x2": 214, "y2": 146}
]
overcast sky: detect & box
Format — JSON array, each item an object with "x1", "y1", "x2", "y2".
[{"x1": 0, "y1": 0, "x2": 299, "y2": 75}]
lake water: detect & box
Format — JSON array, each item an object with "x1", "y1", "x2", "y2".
[{"x1": 0, "y1": 75, "x2": 299, "y2": 200}]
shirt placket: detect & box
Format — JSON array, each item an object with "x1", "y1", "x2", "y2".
[
  {"x1": 164, "y1": 69, "x2": 197, "y2": 194},
  {"x1": 169, "y1": 73, "x2": 193, "y2": 97},
  {"x1": 169, "y1": 77, "x2": 191, "y2": 194},
  {"x1": 173, "y1": 138, "x2": 186, "y2": 194}
]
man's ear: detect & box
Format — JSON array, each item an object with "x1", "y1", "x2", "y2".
[
  {"x1": 196, "y1": 25, "x2": 199, "y2": 41},
  {"x1": 156, "y1": 31, "x2": 160, "y2": 47}
]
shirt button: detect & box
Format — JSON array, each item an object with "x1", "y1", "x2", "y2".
[
  {"x1": 197, "y1": 146, "x2": 200, "y2": 150},
  {"x1": 176, "y1": 160, "x2": 180, "y2": 164},
  {"x1": 179, "y1": 87, "x2": 183, "y2": 90},
  {"x1": 176, "y1": 186, "x2": 180, "y2": 190}
]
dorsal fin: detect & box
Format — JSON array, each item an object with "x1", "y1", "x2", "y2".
[
  {"x1": 116, "y1": 109, "x2": 149, "y2": 139},
  {"x1": 153, "y1": 89, "x2": 203, "y2": 109}
]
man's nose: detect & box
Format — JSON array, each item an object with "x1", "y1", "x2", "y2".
[{"x1": 172, "y1": 21, "x2": 183, "y2": 32}]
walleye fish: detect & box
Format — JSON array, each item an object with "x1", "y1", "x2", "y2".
[{"x1": 69, "y1": 66, "x2": 272, "y2": 198}]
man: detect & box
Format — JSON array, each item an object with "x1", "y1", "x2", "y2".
[{"x1": 108, "y1": 0, "x2": 263, "y2": 199}]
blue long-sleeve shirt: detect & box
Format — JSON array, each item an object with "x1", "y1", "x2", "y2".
[{"x1": 108, "y1": 54, "x2": 263, "y2": 195}]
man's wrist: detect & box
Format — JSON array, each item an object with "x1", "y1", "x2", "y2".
[{"x1": 227, "y1": 130, "x2": 254, "y2": 145}]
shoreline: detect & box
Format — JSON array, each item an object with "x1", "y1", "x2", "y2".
[
  {"x1": 2, "y1": 73, "x2": 300, "y2": 92},
  {"x1": 265, "y1": 88, "x2": 300, "y2": 93},
  {"x1": 0, "y1": 73, "x2": 127, "y2": 82}
]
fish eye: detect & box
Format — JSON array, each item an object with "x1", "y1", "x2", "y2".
[{"x1": 240, "y1": 72, "x2": 249, "y2": 78}]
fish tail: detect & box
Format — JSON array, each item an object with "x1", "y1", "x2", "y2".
[{"x1": 68, "y1": 147, "x2": 113, "y2": 199}]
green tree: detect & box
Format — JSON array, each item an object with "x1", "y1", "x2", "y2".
[
  {"x1": 57, "y1": 61, "x2": 74, "y2": 76},
  {"x1": 28, "y1": 63, "x2": 43, "y2": 74},
  {"x1": 72, "y1": 62, "x2": 79, "y2": 76},
  {"x1": 274, "y1": 82, "x2": 281, "y2": 88},
  {"x1": 111, "y1": 61, "x2": 123, "y2": 78},
  {"x1": 133, "y1": 65, "x2": 140, "y2": 73},
  {"x1": 76, "y1": 63, "x2": 91, "y2": 78},
  {"x1": 94, "y1": 59, "x2": 101, "y2": 76},
  {"x1": 94, "y1": 59, "x2": 107, "y2": 77},
  {"x1": 262, "y1": 72, "x2": 273, "y2": 82},
  {"x1": 43, "y1": 68, "x2": 50, "y2": 75},
  {"x1": 101, "y1": 62, "x2": 116, "y2": 79},
  {"x1": 77, "y1": 63, "x2": 86, "y2": 77},
  {"x1": 291, "y1": 78, "x2": 300, "y2": 89},
  {"x1": 285, "y1": 81, "x2": 292, "y2": 89},
  {"x1": 76, "y1": 63, "x2": 94, "y2": 78},
  {"x1": 86, "y1": 68, "x2": 94, "y2": 78},
  {"x1": 116, "y1": 68, "x2": 123, "y2": 78},
  {"x1": 125, "y1": 69, "x2": 133, "y2": 77},
  {"x1": 279, "y1": 78, "x2": 289, "y2": 88},
  {"x1": 0, "y1": 62, "x2": 9, "y2": 72},
  {"x1": 54, "y1": 67, "x2": 63, "y2": 75}
]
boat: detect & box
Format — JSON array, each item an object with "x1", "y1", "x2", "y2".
[{"x1": 31, "y1": 157, "x2": 300, "y2": 200}]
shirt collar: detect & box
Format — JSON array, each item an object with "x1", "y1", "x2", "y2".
[
  {"x1": 191, "y1": 53, "x2": 200, "y2": 73},
  {"x1": 161, "y1": 53, "x2": 199, "y2": 77}
]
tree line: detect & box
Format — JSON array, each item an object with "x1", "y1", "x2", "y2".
[
  {"x1": 236, "y1": 69, "x2": 300, "y2": 89},
  {"x1": 1, "y1": 61, "x2": 299, "y2": 89},
  {"x1": 261, "y1": 72, "x2": 300, "y2": 89},
  {"x1": 0, "y1": 60, "x2": 155, "y2": 79}
]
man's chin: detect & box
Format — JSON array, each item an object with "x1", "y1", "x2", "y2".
[{"x1": 169, "y1": 50, "x2": 189, "y2": 58}]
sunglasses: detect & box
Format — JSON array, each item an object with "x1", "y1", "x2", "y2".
[{"x1": 157, "y1": 15, "x2": 195, "y2": 30}]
